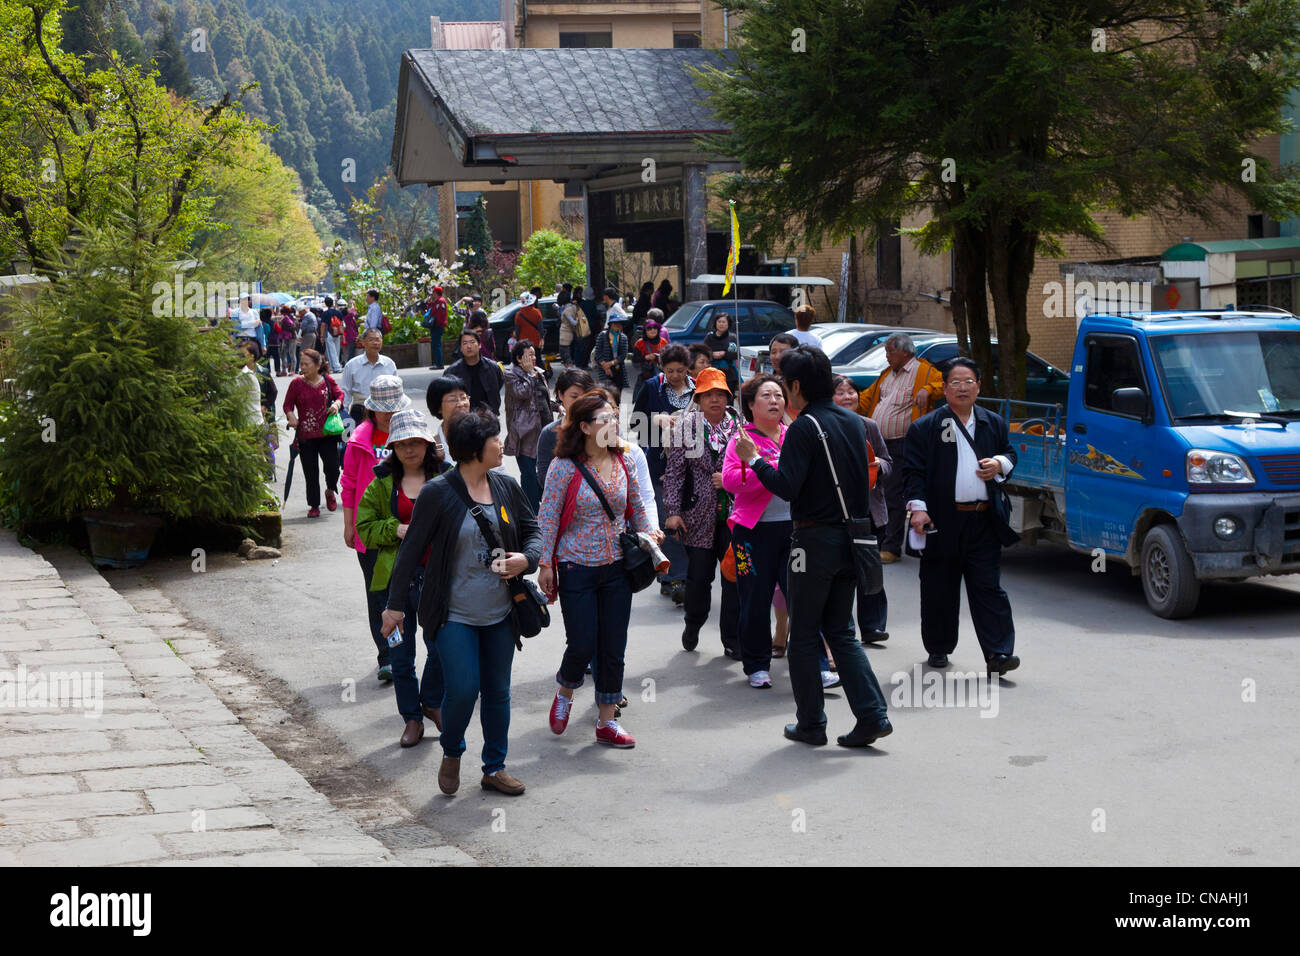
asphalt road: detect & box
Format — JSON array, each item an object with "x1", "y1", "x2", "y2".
[{"x1": 117, "y1": 366, "x2": 1300, "y2": 866}]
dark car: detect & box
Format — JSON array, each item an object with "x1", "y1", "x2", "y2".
[
  {"x1": 659, "y1": 299, "x2": 797, "y2": 347},
  {"x1": 836, "y1": 336, "x2": 1070, "y2": 406},
  {"x1": 487, "y1": 295, "x2": 561, "y2": 359}
]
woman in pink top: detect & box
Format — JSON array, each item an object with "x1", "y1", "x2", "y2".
[
  {"x1": 722, "y1": 374, "x2": 790, "y2": 688},
  {"x1": 340, "y1": 374, "x2": 411, "y2": 683}
]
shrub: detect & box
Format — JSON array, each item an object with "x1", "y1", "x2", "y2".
[{"x1": 0, "y1": 212, "x2": 268, "y2": 528}]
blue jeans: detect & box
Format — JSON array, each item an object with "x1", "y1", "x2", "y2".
[
  {"x1": 390, "y1": 566, "x2": 445, "y2": 722},
  {"x1": 787, "y1": 525, "x2": 889, "y2": 731},
  {"x1": 430, "y1": 334, "x2": 443, "y2": 366},
  {"x1": 434, "y1": 616, "x2": 516, "y2": 773},
  {"x1": 556, "y1": 561, "x2": 632, "y2": 705},
  {"x1": 356, "y1": 550, "x2": 390, "y2": 667},
  {"x1": 517, "y1": 455, "x2": 540, "y2": 514}
]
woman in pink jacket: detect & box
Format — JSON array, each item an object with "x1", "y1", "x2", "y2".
[
  {"x1": 721, "y1": 374, "x2": 790, "y2": 689},
  {"x1": 341, "y1": 374, "x2": 412, "y2": 683}
]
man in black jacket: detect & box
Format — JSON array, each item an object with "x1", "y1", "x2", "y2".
[
  {"x1": 734, "y1": 347, "x2": 892, "y2": 748},
  {"x1": 902, "y1": 357, "x2": 1020, "y2": 674},
  {"x1": 445, "y1": 328, "x2": 503, "y2": 417}
]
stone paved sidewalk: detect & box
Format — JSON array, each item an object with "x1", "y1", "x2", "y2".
[{"x1": 0, "y1": 531, "x2": 402, "y2": 866}]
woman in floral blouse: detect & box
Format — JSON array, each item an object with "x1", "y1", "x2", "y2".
[{"x1": 537, "y1": 391, "x2": 660, "y2": 749}]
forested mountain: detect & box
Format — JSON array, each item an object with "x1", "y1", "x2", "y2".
[{"x1": 63, "y1": 0, "x2": 495, "y2": 235}]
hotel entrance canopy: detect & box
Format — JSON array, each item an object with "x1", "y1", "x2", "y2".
[
  {"x1": 391, "y1": 48, "x2": 734, "y2": 185},
  {"x1": 391, "y1": 47, "x2": 738, "y2": 297}
]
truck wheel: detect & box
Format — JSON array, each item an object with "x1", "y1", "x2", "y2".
[{"x1": 1140, "y1": 525, "x2": 1201, "y2": 619}]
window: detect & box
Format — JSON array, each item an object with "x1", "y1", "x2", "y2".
[
  {"x1": 563, "y1": 181, "x2": 583, "y2": 198},
  {"x1": 673, "y1": 32, "x2": 701, "y2": 48},
  {"x1": 559, "y1": 32, "x2": 612, "y2": 48},
  {"x1": 1083, "y1": 335, "x2": 1147, "y2": 417},
  {"x1": 751, "y1": 303, "x2": 794, "y2": 334},
  {"x1": 922, "y1": 343, "x2": 960, "y2": 368},
  {"x1": 875, "y1": 220, "x2": 902, "y2": 290}
]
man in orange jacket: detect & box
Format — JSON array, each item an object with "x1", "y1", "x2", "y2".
[{"x1": 856, "y1": 333, "x2": 944, "y2": 562}]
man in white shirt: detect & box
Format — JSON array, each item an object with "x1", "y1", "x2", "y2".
[
  {"x1": 364, "y1": 289, "x2": 384, "y2": 332},
  {"x1": 789, "y1": 304, "x2": 821, "y2": 348},
  {"x1": 340, "y1": 328, "x2": 397, "y2": 422},
  {"x1": 901, "y1": 357, "x2": 1021, "y2": 675}
]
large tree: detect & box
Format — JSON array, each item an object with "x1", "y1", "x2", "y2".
[
  {"x1": 699, "y1": 0, "x2": 1300, "y2": 397},
  {"x1": 0, "y1": 0, "x2": 249, "y2": 274}
]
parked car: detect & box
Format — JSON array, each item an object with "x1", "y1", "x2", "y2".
[
  {"x1": 740, "y1": 323, "x2": 934, "y2": 381},
  {"x1": 659, "y1": 299, "x2": 796, "y2": 347},
  {"x1": 834, "y1": 335, "x2": 1071, "y2": 407},
  {"x1": 486, "y1": 294, "x2": 560, "y2": 354}
]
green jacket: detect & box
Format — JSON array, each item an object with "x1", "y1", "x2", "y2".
[
  {"x1": 355, "y1": 469, "x2": 403, "y2": 592},
  {"x1": 355, "y1": 458, "x2": 449, "y2": 591}
]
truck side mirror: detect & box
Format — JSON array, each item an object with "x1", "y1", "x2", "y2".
[{"x1": 1111, "y1": 386, "x2": 1149, "y2": 421}]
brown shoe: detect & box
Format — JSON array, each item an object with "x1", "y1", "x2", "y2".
[
  {"x1": 880, "y1": 551, "x2": 899, "y2": 564},
  {"x1": 399, "y1": 720, "x2": 424, "y2": 748},
  {"x1": 438, "y1": 756, "x2": 460, "y2": 795},
  {"x1": 422, "y1": 705, "x2": 442, "y2": 731},
  {"x1": 480, "y1": 770, "x2": 525, "y2": 796}
]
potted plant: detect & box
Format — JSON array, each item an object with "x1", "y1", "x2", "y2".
[{"x1": 0, "y1": 215, "x2": 269, "y2": 567}]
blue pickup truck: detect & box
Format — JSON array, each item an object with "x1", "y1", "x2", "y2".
[{"x1": 992, "y1": 310, "x2": 1300, "y2": 617}]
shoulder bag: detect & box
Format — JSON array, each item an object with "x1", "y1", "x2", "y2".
[
  {"x1": 951, "y1": 412, "x2": 1021, "y2": 548},
  {"x1": 448, "y1": 471, "x2": 550, "y2": 640},
  {"x1": 804, "y1": 413, "x2": 883, "y2": 596},
  {"x1": 575, "y1": 457, "x2": 657, "y2": 592}
]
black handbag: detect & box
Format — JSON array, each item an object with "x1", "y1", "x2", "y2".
[
  {"x1": 805, "y1": 413, "x2": 884, "y2": 596},
  {"x1": 575, "y1": 459, "x2": 658, "y2": 593},
  {"x1": 448, "y1": 472, "x2": 550, "y2": 641}
]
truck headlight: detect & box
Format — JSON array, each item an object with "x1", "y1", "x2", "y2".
[
  {"x1": 1213, "y1": 516, "x2": 1239, "y2": 539},
  {"x1": 1186, "y1": 450, "x2": 1255, "y2": 486}
]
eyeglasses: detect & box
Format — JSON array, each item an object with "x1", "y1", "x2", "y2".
[{"x1": 946, "y1": 379, "x2": 978, "y2": 388}]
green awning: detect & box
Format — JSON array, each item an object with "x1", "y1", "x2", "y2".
[{"x1": 1161, "y1": 237, "x2": 1300, "y2": 261}]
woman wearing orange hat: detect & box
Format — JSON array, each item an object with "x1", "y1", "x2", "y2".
[{"x1": 663, "y1": 366, "x2": 742, "y2": 656}]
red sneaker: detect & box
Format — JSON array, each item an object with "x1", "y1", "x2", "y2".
[
  {"x1": 548, "y1": 691, "x2": 573, "y2": 735},
  {"x1": 595, "y1": 720, "x2": 636, "y2": 749},
  {"x1": 307, "y1": 507, "x2": 321, "y2": 518},
  {"x1": 325, "y1": 490, "x2": 338, "y2": 511}
]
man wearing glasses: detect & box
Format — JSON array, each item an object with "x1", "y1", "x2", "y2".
[{"x1": 901, "y1": 357, "x2": 1021, "y2": 675}]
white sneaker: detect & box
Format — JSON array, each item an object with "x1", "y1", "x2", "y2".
[
  {"x1": 821, "y1": 670, "x2": 842, "y2": 689},
  {"x1": 749, "y1": 670, "x2": 772, "y2": 689}
]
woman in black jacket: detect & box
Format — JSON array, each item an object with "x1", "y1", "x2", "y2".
[
  {"x1": 703, "y1": 312, "x2": 741, "y2": 396},
  {"x1": 381, "y1": 409, "x2": 542, "y2": 798}
]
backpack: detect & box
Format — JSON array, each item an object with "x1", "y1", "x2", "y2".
[
  {"x1": 381, "y1": 313, "x2": 392, "y2": 334},
  {"x1": 328, "y1": 312, "x2": 343, "y2": 336}
]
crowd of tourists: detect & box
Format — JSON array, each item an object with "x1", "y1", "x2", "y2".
[{"x1": 251, "y1": 284, "x2": 1022, "y2": 799}]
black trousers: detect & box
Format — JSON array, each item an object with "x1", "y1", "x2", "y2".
[
  {"x1": 684, "y1": 525, "x2": 739, "y2": 651},
  {"x1": 918, "y1": 510, "x2": 1015, "y2": 658},
  {"x1": 297, "y1": 435, "x2": 340, "y2": 509},
  {"x1": 787, "y1": 525, "x2": 889, "y2": 732},
  {"x1": 881, "y1": 437, "x2": 907, "y2": 554}
]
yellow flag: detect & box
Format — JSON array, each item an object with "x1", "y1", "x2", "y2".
[
  {"x1": 723, "y1": 201, "x2": 739, "y2": 296},
  {"x1": 500, "y1": 505, "x2": 510, "y2": 524}
]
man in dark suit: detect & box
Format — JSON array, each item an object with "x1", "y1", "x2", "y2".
[{"x1": 902, "y1": 357, "x2": 1021, "y2": 674}]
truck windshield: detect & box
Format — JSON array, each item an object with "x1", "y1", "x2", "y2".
[{"x1": 1150, "y1": 330, "x2": 1300, "y2": 419}]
